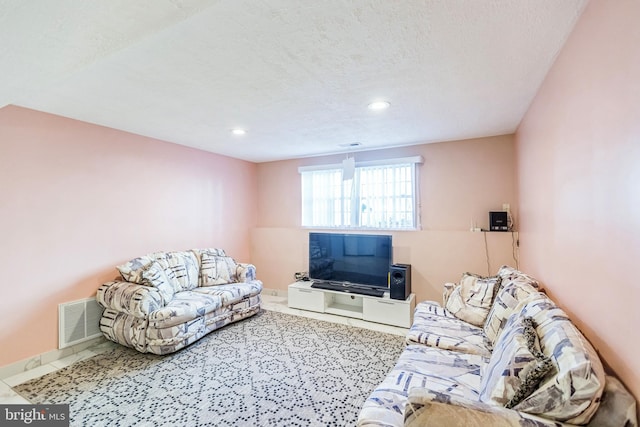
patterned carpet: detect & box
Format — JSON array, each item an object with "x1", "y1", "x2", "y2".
[{"x1": 14, "y1": 310, "x2": 405, "y2": 426}]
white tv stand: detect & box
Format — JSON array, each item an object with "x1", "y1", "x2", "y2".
[{"x1": 288, "y1": 281, "x2": 416, "y2": 328}]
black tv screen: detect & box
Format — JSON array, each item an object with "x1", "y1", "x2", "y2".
[{"x1": 308, "y1": 232, "x2": 392, "y2": 289}]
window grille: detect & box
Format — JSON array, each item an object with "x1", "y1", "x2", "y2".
[{"x1": 300, "y1": 157, "x2": 422, "y2": 230}]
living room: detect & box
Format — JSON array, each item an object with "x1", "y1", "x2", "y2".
[{"x1": 1, "y1": 0, "x2": 638, "y2": 425}]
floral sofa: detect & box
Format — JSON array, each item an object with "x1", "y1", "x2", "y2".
[
  {"x1": 358, "y1": 266, "x2": 637, "y2": 427},
  {"x1": 97, "y1": 248, "x2": 262, "y2": 355}
]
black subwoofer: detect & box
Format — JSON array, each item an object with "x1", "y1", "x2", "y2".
[{"x1": 389, "y1": 264, "x2": 411, "y2": 300}]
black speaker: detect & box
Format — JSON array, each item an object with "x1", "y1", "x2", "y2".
[
  {"x1": 489, "y1": 211, "x2": 509, "y2": 231},
  {"x1": 389, "y1": 264, "x2": 411, "y2": 300}
]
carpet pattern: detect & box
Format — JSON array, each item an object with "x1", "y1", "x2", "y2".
[{"x1": 14, "y1": 310, "x2": 405, "y2": 426}]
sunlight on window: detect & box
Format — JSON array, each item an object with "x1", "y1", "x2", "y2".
[{"x1": 301, "y1": 160, "x2": 419, "y2": 230}]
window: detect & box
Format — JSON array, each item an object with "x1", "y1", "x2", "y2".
[{"x1": 300, "y1": 156, "x2": 422, "y2": 230}]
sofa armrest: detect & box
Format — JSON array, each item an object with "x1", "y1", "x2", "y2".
[
  {"x1": 96, "y1": 281, "x2": 164, "y2": 318},
  {"x1": 404, "y1": 389, "x2": 569, "y2": 427},
  {"x1": 236, "y1": 263, "x2": 257, "y2": 282}
]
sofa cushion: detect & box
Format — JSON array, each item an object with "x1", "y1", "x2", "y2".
[
  {"x1": 139, "y1": 261, "x2": 176, "y2": 304},
  {"x1": 480, "y1": 315, "x2": 554, "y2": 408},
  {"x1": 193, "y1": 281, "x2": 263, "y2": 305},
  {"x1": 406, "y1": 301, "x2": 491, "y2": 357},
  {"x1": 150, "y1": 251, "x2": 199, "y2": 292},
  {"x1": 236, "y1": 263, "x2": 257, "y2": 282},
  {"x1": 190, "y1": 248, "x2": 226, "y2": 268},
  {"x1": 117, "y1": 255, "x2": 155, "y2": 283},
  {"x1": 514, "y1": 295, "x2": 570, "y2": 328},
  {"x1": 192, "y1": 247, "x2": 227, "y2": 257},
  {"x1": 442, "y1": 282, "x2": 456, "y2": 306},
  {"x1": 505, "y1": 318, "x2": 554, "y2": 409},
  {"x1": 514, "y1": 300, "x2": 605, "y2": 424},
  {"x1": 200, "y1": 253, "x2": 239, "y2": 286},
  {"x1": 497, "y1": 265, "x2": 540, "y2": 289},
  {"x1": 117, "y1": 251, "x2": 199, "y2": 293},
  {"x1": 358, "y1": 345, "x2": 485, "y2": 427},
  {"x1": 445, "y1": 273, "x2": 499, "y2": 327},
  {"x1": 148, "y1": 291, "x2": 223, "y2": 329},
  {"x1": 483, "y1": 273, "x2": 542, "y2": 346}
]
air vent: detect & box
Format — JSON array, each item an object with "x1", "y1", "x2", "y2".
[{"x1": 58, "y1": 297, "x2": 103, "y2": 349}]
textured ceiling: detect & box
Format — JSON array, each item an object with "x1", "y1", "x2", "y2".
[{"x1": 1, "y1": 0, "x2": 587, "y2": 162}]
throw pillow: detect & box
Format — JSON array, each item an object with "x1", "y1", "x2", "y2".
[
  {"x1": 460, "y1": 273, "x2": 499, "y2": 310},
  {"x1": 139, "y1": 261, "x2": 176, "y2": 305},
  {"x1": 511, "y1": 314, "x2": 605, "y2": 424},
  {"x1": 200, "y1": 253, "x2": 239, "y2": 286},
  {"x1": 198, "y1": 248, "x2": 226, "y2": 257},
  {"x1": 480, "y1": 315, "x2": 554, "y2": 407},
  {"x1": 190, "y1": 248, "x2": 227, "y2": 270},
  {"x1": 497, "y1": 265, "x2": 540, "y2": 289},
  {"x1": 442, "y1": 282, "x2": 456, "y2": 306},
  {"x1": 444, "y1": 273, "x2": 499, "y2": 327},
  {"x1": 151, "y1": 251, "x2": 199, "y2": 292},
  {"x1": 483, "y1": 279, "x2": 542, "y2": 346},
  {"x1": 117, "y1": 255, "x2": 154, "y2": 283}
]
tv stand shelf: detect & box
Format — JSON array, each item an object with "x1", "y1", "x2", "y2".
[
  {"x1": 326, "y1": 302, "x2": 361, "y2": 317},
  {"x1": 288, "y1": 281, "x2": 416, "y2": 328}
]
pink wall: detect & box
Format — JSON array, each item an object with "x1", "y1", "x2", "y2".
[
  {"x1": 0, "y1": 106, "x2": 257, "y2": 366},
  {"x1": 516, "y1": 0, "x2": 640, "y2": 401},
  {"x1": 254, "y1": 136, "x2": 520, "y2": 302},
  {"x1": 257, "y1": 136, "x2": 518, "y2": 231}
]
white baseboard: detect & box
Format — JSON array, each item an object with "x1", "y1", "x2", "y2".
[
  {"x1": 262, "y1": 288, "x2": 288, "y2": 297},
  {"x1": 0, "y1": 336, "x2": 107, "y2": 380}
]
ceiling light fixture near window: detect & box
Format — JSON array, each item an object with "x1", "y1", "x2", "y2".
[
  {"x1": 368, "y1": 100, "x2": 390, "y2": 111},
  {"x1": 231, "y1": 128, "x2": 246, "y2": 136}
]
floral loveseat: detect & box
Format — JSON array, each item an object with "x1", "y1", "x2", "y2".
[
  {"x1": 358, "y1": 266, "x2": 637, "y2": 427},
  {"x1": 97, "y1": 248, "x2": 262, "y2": 355}
]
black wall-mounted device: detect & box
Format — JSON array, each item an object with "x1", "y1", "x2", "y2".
[
  {"x1": 489, "y1": 211, "x2": 509, "y2": 231},
  {"x1": 389, "y1": 264, "x2": 411, "y2": 300}
]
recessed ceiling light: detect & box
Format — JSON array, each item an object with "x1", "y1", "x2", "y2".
[
  {"x1": 368, "y1": 100, "x2": 390, "y2": 111},
  {"x1": 231, "y1": 128, "x2": 246, "y2": 135}
]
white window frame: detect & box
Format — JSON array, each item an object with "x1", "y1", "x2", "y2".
[{"x1": 299, "y1": 156, "x2": 423, "y2": 230}]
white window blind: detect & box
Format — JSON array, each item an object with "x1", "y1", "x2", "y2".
[{"x1": 300, "y1": 157, "x2": 422, "y2": 230}]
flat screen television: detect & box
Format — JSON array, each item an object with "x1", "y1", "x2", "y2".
[{"x1": 308, "y1": 232, "x2": 392, "y2": 290}]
